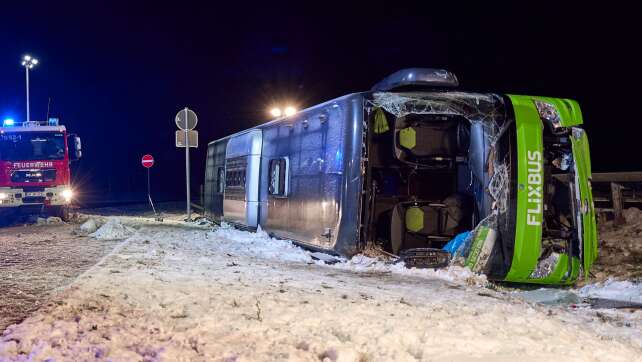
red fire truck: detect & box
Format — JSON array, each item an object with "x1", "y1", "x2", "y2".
[{"x1": 0, "y1": 118, "x2": 82, "y2": 222}]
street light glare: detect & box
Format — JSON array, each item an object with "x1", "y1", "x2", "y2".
[
  {"x1": 21, "y1": 54, "x2": 39, "y2": 68},
  {"x1": 284, "y1": 106, "x2": 297, "y2": 117},
  {"x1": 270, "y1": 108, "x2": 282, "y2": 117},
  {"x1": 21, "y1": 53, "x2": 39, "y2": 123}
]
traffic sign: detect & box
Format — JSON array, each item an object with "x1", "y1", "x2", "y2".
[
  {"x1": 175, "y1": 107, "x2": 198, "y2": 221},
  {"x1": 175, "y1": 108, "x2": 198, "y2": 130},
  {"x1": 175, "y1": 130, "x2": 198, "y2": 148},
  {"x1": 141, "y1": 154, "x2": 154, "y2": 168}
]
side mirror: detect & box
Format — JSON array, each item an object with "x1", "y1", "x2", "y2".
[{"x1": 68, "y1": 134, "x2": 82, "y2": 161}]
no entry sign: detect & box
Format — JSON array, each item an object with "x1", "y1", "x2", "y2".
[{"x1": 141, "y1": 154, "x2": 154, "y2": 168}]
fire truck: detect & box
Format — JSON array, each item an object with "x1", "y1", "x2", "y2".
[{"x1": 0, "y1": 118, "x2": 82, "y2": 222}]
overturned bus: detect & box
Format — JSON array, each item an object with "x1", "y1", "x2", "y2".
[{"x1": 204, "y1": 68, "x2": 597, "y2": 285}]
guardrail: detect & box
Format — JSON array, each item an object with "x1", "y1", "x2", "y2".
[{"x1": 589, "y1": 172, "x2": 642, "y2": 225}]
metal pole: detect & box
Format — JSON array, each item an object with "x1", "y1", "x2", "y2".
[
  {"x1": 25, "y1": 67, "x2": 30, "y2": 123},
  {"x1": 184, "y1": 107, "x2": 191, "y2": 220},
  {"x1": 147, "y1": 167, "x2": 157, "y2": 216}
]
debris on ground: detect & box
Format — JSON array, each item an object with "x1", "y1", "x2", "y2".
[{"x1": 591, "y1": 207, "x2": 642, "y2": 282}]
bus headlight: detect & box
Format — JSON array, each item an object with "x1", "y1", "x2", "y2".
[{"x1": 62, "y1": 189, "x2": 73, "y2": 202}]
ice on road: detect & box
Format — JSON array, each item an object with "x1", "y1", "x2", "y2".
[{"x1": 1, "y1": 217, "x2": 641, "y2": 361}]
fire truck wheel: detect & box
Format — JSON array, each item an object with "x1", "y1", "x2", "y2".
[{"x1": 51, "y1": 206, "x2": 71, "y2": 222}]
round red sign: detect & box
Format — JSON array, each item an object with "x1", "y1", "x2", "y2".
[{"x1": 141, "y1": 154, "x2": 154, "y2": 168}]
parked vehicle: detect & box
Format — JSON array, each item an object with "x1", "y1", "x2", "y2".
[
  {"x1": 0, "y1": 118, "x2": 82, "y2": 221},
  {"x1": 203, "y1": 68, "x2": 597, "y2": 285}
]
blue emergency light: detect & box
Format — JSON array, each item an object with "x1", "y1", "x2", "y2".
[{"x1": 3, "y1": 118, "x2": 15, "y2": 127}]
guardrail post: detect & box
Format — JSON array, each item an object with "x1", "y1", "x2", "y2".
[{"x1": 611, "y1": 182, "x2": 625, "y2": 225}]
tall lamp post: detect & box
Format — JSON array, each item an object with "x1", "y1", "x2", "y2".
[{"x1": 21, "y1": 55, "x2": 39, "y2": 123}]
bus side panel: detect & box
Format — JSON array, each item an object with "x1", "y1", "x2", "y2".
[
  {"x1": 260, "y1": 101, "x2": 349, "y2": 250},
  {"x1": 224, "y1": 130, "x2": 262, "y2": 227},
  {"x1": 332, "y1": 96, "x2": 365, "y2": 256}
]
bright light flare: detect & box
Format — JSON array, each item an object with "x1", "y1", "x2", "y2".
[
  {"x1": 62, "y1": 189, "x2": 73, "y2": 202},
  {"x1": 3, "y1": 119, "x2": 15, "y2": 127},
  {"x1": 270, "y1": 108, "x2": 282, "y2": 117},
  {"x1": 284, "y1": 106, "x2": 297, "y2": 117},
  {"x1": 21, "y1": 55, "x2": 38, "y2": 68},
  {"x1": 0, "y1": 192, "x2": 7, "y2": 200}
]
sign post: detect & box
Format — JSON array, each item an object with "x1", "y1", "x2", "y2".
[
  {"x1": 175, "y1": 107, "x2": 198, "y2": 221},
  {"x1": 141, "y1": 154, "x2": 158, "y2": 218}
]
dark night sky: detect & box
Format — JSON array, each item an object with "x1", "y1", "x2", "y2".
[{"x1": 0, "y1": 1, "x2": 640, "y2": 204}]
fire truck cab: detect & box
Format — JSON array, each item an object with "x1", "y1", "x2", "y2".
[{"x1": 0, "y1": 118, "x2": 81, "y2": 221}]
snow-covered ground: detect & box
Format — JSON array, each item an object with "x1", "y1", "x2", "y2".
[{"x1": 1, "y1": 216, "x2": 641, "y2": 361}]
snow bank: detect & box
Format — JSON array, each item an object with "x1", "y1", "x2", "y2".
[
  {"x1": 208, "y1": 224, "x2": 312, "y2": 263},
  {"x1": 89, "y1": 217, "x2": 135, "y2": 240},
  {"x1": 208, "y1": 223, "x2": 487, "y2": 286},
  {"x1": 578, "y1": 279, "x2": 642, "y2": 303},
  {"x1": 86, "y1": 216, "x2": 487, "y2": 286},
  {"x1": 334, "y1": 254, "x2": 487, "y2": 286},
  {"x1": 36, "y1": 216, "x2": 63, "y2": 225},
  {"x1": 79, "y1": 218, "x2": 99, "y2": 233}
]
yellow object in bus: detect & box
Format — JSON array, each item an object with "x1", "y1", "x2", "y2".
[{"x1": 373, "y1": 108, "x2": 390, "y2": 134}]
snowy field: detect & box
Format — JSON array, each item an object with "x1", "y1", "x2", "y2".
[
  {"x1": 1, "y1": 214, "x2": 641, "y2": 361},
  {"x1": 0, "y1": 221, "x2": 120, "y2": 332}
]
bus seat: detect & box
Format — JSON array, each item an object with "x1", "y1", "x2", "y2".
[
  {"x1": 394, "y1": 117, "x2": 459, "y2": 166},
  {"x1": 389, "y1": 198, "x2": 464, "y2": 254}
]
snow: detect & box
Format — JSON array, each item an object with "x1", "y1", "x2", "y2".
[
  {"x1": 579, "y1": 279, "x2": 642, "y2": 304},
  {"x1": 333, "y1": 254, "x2": 488, "y2": 286},
  {"x1": 208, "y1": 223, "x2": 313, "y2": 263},
  {"x1": 518, "y1": 280, "x2": 642, "y2": 307},
  {"x1": 1, "y1": 217, "x2": 641, "y2": 360},
  {"x1": 518, "y1": 288, "x2": 580, "y2": 305},
  {"x1": 89, "y1": 217, "x2": 135, "y2": 240},
  {"x1": 36, "y1": 216, "x2": 63, "y2": 225},
  {"x1": 79, "y1": 218, "x2": 98, "y2": 233}
]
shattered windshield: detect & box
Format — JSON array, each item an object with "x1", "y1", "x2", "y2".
[{"x1": 0, "y1": 132, "x2": 66, "y2": 161}]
